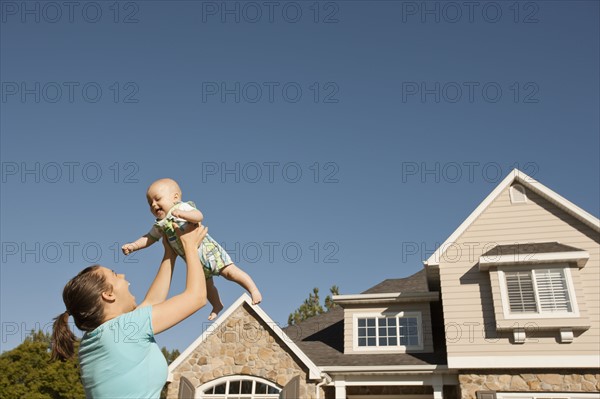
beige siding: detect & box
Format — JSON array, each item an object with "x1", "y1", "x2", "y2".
[
  {"x1": 343, "y1": 303, "x2": 434, "y2": 354},
  {"x1": 438, "y1": 185, "x2": 600, "y2": 365}
]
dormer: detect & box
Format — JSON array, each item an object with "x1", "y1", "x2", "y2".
[{"x1": 332, "y1": 270, "x2": 440, "y2": 354}]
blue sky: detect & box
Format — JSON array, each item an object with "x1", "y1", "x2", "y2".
[{"x1": 1, "y1": 1, "x2": 598, "y2": 353}]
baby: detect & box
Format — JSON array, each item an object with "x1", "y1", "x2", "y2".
[{"x1": 122, "y1": 178, "x2": 262, "y2": 320}]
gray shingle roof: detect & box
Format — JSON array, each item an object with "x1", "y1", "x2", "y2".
[{"x1": 361, "y1": 269, "x2": 429, "y2": 294}]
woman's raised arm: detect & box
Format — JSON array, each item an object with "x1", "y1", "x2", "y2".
[
  {"x1": 138, "y1": 233, "x2": 180, "y2": 308},
  {"x1": 151, "y1": 223, "x2": 208, "y2": 334}
]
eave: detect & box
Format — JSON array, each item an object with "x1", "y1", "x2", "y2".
[
  {"x1": 332, "y1": 292, "x2": 439, "y2": 307},
  {"x1": 479, "y1": 250, "x2": 590, "y2": 270}
]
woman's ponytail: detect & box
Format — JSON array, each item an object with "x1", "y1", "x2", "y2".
[
  {"x1": 51, "y1": 311, "x2": 76, "y2": 361},
  {"x1": 50, "y1": 265, "x2": 110, "y2": 361}
]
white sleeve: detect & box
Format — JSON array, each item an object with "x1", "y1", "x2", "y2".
[
  {"x1": 178, "y1": 202, "x2": 197, "y2": 212},
  {"x1": 147, "y1": 225, "x2": 161, "y2": 240}
]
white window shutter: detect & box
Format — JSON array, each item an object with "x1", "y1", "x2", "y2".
[
  {"x1": 506, "y1": 271, "x2": 537, "y2": 313},
  {"x1": 535, "y1": 268, "x2": 571, "y2": 312}
]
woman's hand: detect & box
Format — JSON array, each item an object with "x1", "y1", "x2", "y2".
[{"x1": 175, "y1": 223, "x2": 207, "y2": 250}]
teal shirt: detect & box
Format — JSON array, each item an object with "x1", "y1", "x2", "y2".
[{"x1": 79, "y1": 306, "x2": 168, "y2": 398}]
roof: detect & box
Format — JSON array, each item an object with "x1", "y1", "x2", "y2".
[
  {"x1": 478, "y1": 241, "x2": 590, "y2": 270},
  {"x1": 282, "y1": 270, "x2": 447, "y2": 368},
  {"x1": 168, "y1": 294, "x2": 322, "y2": 380},
  {"x1": 481, "y1": 242, "x2": 584, "y2": 257},
  {"x1": 361, "y1": 269, "x2": 429, "y2": 294},
  {"x1": 425, "y1": 169, "x2": 600, "y2": 267}
]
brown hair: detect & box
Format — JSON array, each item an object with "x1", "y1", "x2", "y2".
[{"x1": 51, "y1": 265, "x2": 111, "y2": 361}]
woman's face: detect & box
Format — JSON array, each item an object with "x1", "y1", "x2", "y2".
[{"x1": 99, "y1": 267, "x2": 136, "y2": 312}]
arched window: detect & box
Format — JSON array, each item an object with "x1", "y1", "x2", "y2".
[{"x1": 199, "y1": 376, "x2": 281, "y2": 399}]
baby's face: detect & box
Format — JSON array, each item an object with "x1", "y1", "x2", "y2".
[{"x1": 146, "y1": 183, "x2": 179, "y2": 219}]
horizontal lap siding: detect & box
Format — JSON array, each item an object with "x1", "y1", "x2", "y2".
[{"x1": 439, "y1": 186, "x2": 599, "y2": 362}]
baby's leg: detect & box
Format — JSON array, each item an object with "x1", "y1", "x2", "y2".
[
  {"x1": 220, "y1": 264, "x2": 262, "y2": 305},
  {"x1": 206, "y1": 278, "x2": 224, "y2": 321}
]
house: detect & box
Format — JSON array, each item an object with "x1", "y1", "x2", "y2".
[
  {"x1": 423, "y1": 169, "x2": 600, "y2": 399},
  {"x1": 167, "y1": 169, "x2": 599, "y2": 399}
]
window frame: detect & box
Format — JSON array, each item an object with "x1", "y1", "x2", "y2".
[
  {"x1": 498, "y1": 264, "x2": 580, "y2": 320},
  {"x1": 352, "y1": 311, "x2": 423, "y2": 352},
  {"x1": 198, "y1": 375, "x2": 281, "y2": 399}
]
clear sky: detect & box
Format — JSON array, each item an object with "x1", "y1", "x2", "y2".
[{"x1": 1, "y1": 0, "x2": 598, "y2": 353}]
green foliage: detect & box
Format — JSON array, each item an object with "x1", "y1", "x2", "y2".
[
  {"x1": 160, "y1": 346, "x2": 181, "y2": 399},
  {"x1": 0, "y1": 330, "x2": 84, "y2": 399},
  {"x1": 161, "y1": 346, "x2": 181, "y2": 364},
  {"x1": 288, "y1": 285, "x2": 340, "y2": 326},
  {"x1": 0, "y1": 330, "x2": 182, "y2": 399}
]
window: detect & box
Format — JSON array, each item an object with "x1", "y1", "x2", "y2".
[
  {"x1": 200, "y1": 376, "x2": 280, "y2": 399},
  {"x1": 501, "y1": 267, "x2": 576, "y2": 317},
  {"x1": 355, "y1": 313, "x2": 422, "y2": 351},
  {"x1": 484, "y1": 248, "x2": 590, "y2": 340}
]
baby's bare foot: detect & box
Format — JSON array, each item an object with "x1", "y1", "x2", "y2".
[
  {"x1": 250, "y1": 290, "x2": 262, "y2": 305},
  {"x1": 208, "y1": 303, "x2": 223, "y2": 321}
]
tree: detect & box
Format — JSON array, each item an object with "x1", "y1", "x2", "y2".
[
  {"x1": 0, "y1": 330, "x2": 181, "y2": 399},
  {"x1": 160, "y1": 347, "x2": 181, "y2": 399},
  {"x1": 0, "y1": 330, "x2": 84, "y2": 399},
  {"x1": 287, "y1": 285, "x2": 340, "y2": 325}
]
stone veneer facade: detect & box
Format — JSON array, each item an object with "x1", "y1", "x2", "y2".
[
  {"x1": 459, "y1": 371, "x2": 600, "y2": 399},
  {"x1": 167, "y1": 304, "x2": 319, "y2": 399}
]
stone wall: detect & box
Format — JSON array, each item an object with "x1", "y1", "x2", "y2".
[
  {"x1": 167, "y1": 304, "x2": 318, "y2": 398},
  {"x1": 459, "y1": 370, "x2": 600, "y2": 399}
]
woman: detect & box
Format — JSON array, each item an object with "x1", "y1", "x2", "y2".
[{"x1": 51, "y1": 223, "x2": 208, "y2": 398}]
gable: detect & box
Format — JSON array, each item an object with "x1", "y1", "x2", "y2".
[
  {"x1": 425, "y1": 169, "x2": 600, "y2": 267},
  {"x1": 430, "y1": 173, "x2": 599, "y2": 368},
  {"x1": 168, "y1": 294, "x2": 321, "y2": 381},
  {"x1": 452, "y1": 182, "x2": 598, "y2": 260}
]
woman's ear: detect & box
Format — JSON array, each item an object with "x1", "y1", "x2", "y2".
[{"x1": 101, "y1": 287, "x2": 115, "y2": 302}]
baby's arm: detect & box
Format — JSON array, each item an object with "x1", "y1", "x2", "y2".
[
  {"x1": 122, "y1": 234, "x2": 158, "y2": 255},
  {"x1": 172, "y1": 208, "x2": 204, "y2": 224}
]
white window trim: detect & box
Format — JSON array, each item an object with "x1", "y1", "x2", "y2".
[
  {"x1": 497, "y1": 392, "x2": 599, "y2": 399},
  {"x1": 198, "y1": 375, "x2": 280, "y2": 399},
  {"x1": 352, "y1": 311, "x2": 424, "y2": 352},
  {"x1": 498, "y1": 264, "x2": 580, "y2": 320},
  {"x1": 349, "y1": 396, "x2": 432, "y2": 399}
]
